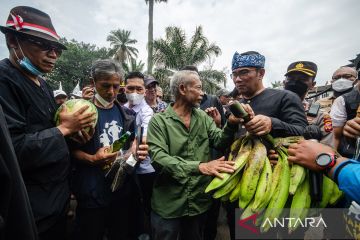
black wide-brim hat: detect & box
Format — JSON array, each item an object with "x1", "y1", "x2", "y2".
[{"x1": 0, "y1": 6, "x2": 66, "y2": 50}]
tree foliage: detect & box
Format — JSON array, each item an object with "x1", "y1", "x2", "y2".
[
  {"x1": 152, "y1": 25, "x2": 225, "y2": 97},
  {"x1": 145, "y1": 0, "x2": 168, "y2": 74},
  {"x1": 47, "y1": 38, "x2": 111, "y2": 94},
  {"x1": 271, "y1": 80, "x2": 284, "y2": 89},
  {"x1": 153, "y1": 25, "x2": 221, "y2": 70},
  {"x1": 107, "y1": 29, "x2": 139, "y2": 66},
  {"x1": 123, "y1": 58, "x2": 145, "y2": 74}
]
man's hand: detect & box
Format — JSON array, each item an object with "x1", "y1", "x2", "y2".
[
  {"x1": 70, "y1": 127, "x2": 95, "y2": 144},
  {"x1": 343, "y1": 117, "x2": 360, "y2": 139},
  {"x1": 82, "y1": 86, "x2": 94, "y2": 100},
  {"x1": 268, "y1": 149, "x2": 279, "y2": 166},
  {"x1": 137, "y1": 143, "x2": 149, "y2": 161},
  {"x1": 288, "y1": 140, "x2": 335, "y2": 171},
  {"x1": 130, "y1": 138, "x2": 149, "y2": 161},
  {"x1": 199, "y1": 156, "x2": 235, "y2": 178},
  {"x1": 57, "y1": 105, "x2": 96, "y2": 136},
  {"x1": 205, "y1": 107, "x2": 221, "y2": 127},
  {"x1": 244, "y1": 115, "x2": 272, "y2": 136},
  {"x1": 92, "y1": 146, "x2": 118, "y2": 165},
  {"x1": 227, "y1": 103, "x2": 254, "y2": 125}
]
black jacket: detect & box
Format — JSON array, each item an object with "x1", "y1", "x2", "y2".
[
  {"x1": 0, "y1": 104, "x2": 38, "y2": 240},
  {"x1": 0, "y1": 59, "x2": 70, "y2": 233}
]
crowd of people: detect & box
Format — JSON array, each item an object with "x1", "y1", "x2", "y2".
[{"x1": 1, "y1": 5, "x2": 360, "y2": 240}]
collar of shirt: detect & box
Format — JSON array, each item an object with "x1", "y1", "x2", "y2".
[
  {"x1": 124, "y1": 99, "x2": 148, "y2": 114},
  {"x1": 163, "y1": 103, "x2": 202, "y2": 128}
]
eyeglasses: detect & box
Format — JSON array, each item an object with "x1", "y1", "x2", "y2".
[
  {"x1": 231, "y1": 69, "x2": 257, "y2": 79},
  {"x1": 25, "y1": 38, "x2": 63, "y2": 56}
]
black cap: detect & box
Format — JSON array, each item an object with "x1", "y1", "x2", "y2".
[
  {"x1": 144, "y1": 76, "x2": 159, "y2": 88},
  {"x1": 285, "y1": 61, "x2": 317, "y2": 77}
]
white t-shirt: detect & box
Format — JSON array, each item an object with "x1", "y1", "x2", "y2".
[{"x1": 330, "y1": 96, "x2": 347, "y2": 127}]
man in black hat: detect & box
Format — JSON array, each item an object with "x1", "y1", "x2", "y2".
[
  {"x1": 0, "y1": 6, "x2": 95, "y2": 240},
  {"x1": 283, "y1": 61, "x2": 317, "y2": 106}
]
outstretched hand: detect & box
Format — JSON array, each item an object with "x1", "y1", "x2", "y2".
[{"x1": 199, "y1": 156, "x2": 235, "y2": 179}]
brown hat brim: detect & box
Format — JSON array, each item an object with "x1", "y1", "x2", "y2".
[{"x1": 0, "y1": 26, "x2": 67, "y2": 50}]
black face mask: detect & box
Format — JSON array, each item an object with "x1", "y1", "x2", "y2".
[
  {"x1": 117, "y1": 92, "x2": 128, "y2": 104},
  {"x1": 284, "y1": 80, "x2": 309, "y2": 98}
]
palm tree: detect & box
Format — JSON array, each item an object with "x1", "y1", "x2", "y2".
[
  {"x1": 271, "y1": 80, "x2": 284, "y2": 89},
  {"x1": 107, "y1": 29, "x2": 139, "y2": 66},
  {"x1": 200, "y1": 69, "x2": 226, "y2": 93},
  {"x1": 152, "y1": 26, "x2": 224, "y2": 95},
  {"x1": 153, "y1": 26, "x2": 221, "y2": 70},
  {"x1": 122, "y1": 58, "x2": 145, "y2": 74},
  {"x1": 145, "y1": 0, "x2": 168, "y2": 74}
]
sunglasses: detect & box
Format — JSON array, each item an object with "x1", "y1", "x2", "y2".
[{"x1": 25, "y1": 37, "x2": 63, "y2": 56}]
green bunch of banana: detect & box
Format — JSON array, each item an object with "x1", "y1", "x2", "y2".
[{"x1": 205, "y1": 135, "x2": 345, "y2": 235}]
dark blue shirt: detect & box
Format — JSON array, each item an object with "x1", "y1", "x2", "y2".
[{"x1": 71, "y1": 104, "x2": 126, "y2": 208}]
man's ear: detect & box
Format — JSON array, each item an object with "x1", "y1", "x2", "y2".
[
  {"x1": 258, "y1": 68, "x2": 265, "y2": 79},
  {"x1": 179, "y1": 84, "x2": 186, "y2": 96},
  {"x1": 5, "y1": 33, "x2": 18, "y2": 49}
]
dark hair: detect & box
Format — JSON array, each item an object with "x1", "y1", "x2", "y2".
[
  {"x1": 125, "y1": 71, "x2": 145, "y2": 84},
  {"x1": 90, "y1": 59, "x2": 124, "y2": 82},
  {"x1": 181, "y1": 65, "x2": 199, "y2": 74}
]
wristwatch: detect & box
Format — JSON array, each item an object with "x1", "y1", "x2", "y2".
[{"x1": 315, "y1": 153, "x2": 337, "y2": 171}]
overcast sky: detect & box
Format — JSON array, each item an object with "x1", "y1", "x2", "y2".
[{"x1": 1, "y1": 0, "x2": 359, "y2": 90}]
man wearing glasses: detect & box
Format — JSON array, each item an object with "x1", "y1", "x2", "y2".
[
  {"x1": 144, "y1": 76, "x2": 167, "y2": 113},
  {"x1": 230, "y1": 51, "x2": 307, "y2": 137},
  {"x1": 0, "y1": 6, "x2": 95, "y2": 240},
  {"x1": 227, "y1": 51, "x2": 307, "y2": 239}
]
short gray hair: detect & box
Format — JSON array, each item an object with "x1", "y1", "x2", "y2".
[
  {"x1": 90, "y1": 59, "x2": 124, "y2": 82},
  {"x1": 170, "y1": 70, "x2": 199, "y2": 99}
]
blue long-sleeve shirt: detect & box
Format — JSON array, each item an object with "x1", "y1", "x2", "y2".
[{"x1": 334, "y1": 159, "x2": 360, "y2": 203}]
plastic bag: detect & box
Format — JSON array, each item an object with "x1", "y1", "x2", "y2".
[{"x1": 105, "y1": 149, "x2": 136, "y2": 192}]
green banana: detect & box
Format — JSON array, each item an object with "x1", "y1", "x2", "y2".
[
  {"x1": 261, "y1": 148, "x2": 290, "y2": 233},
  {"x1": 229, "y1": 180, "x2": 241, "y2": 202},
  {"x1": 240, "y1": 198, "x2": 257, "y2": 220},
  {"x1": 289, "y1": 164, "x2": 306, "y2": 195},
  {"x1": 319, "y1": 175, "x2": 335, "y2": 208},
  {"x1": 329, "y1": 182, "x2": 343, "y2": 205},
  {"x1": 288, "y1": 171, "x2": 311, "y2": 234},
  {"x1": 205, "y1": 139, "x2": 252, "y2": 193},
  {"x1": 213, "y1": 172, "x2": 241, "y2": 199},
  {"x1": 238, "y1": 140, "x2": 267, "y2": 209},
  {"x1": 220, "y1": 192, "x2": 230, "y2": 202},
  {"x1": 228, "y1": 137, "x2": 243, "y2": 161},
  {"x1": 252, "y1": 156, "x2": 273, "y2": 211}
]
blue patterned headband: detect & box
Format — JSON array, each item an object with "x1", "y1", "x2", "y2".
[{"x1": 231, "y1": 51, "x2": 265, "y2": 71}]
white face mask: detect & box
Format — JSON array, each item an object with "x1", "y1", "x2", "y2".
[
  {"x1": 332, "y1": 78, "x2": 354, "y2": 92},
  {"x1": 126, "y1": 93, "x2": 144, "y2": 105}
]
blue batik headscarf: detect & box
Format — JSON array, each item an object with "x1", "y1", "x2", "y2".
[{"x1": 231, "y1": 51, "x2": 265, "y2": 71}]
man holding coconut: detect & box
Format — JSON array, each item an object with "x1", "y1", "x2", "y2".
[{"x1": 0, "y1": 6, "x2": 95, "y2": 240}]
